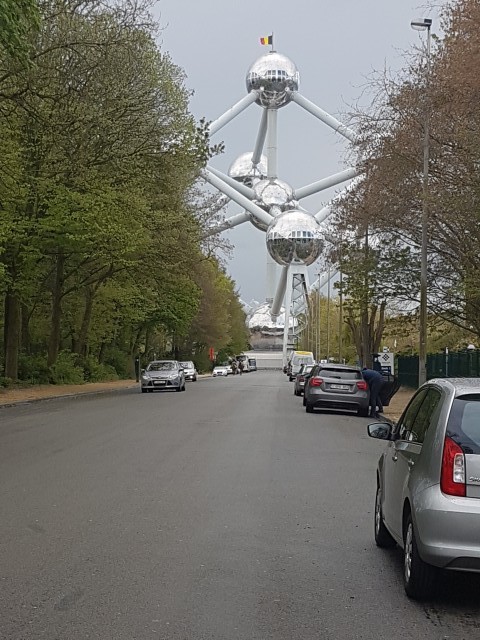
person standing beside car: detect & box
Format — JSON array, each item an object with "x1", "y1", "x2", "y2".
[{"x1": 362, "y1": 367, "x2": 384, "y2": 418}]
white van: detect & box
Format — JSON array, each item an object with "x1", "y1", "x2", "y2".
[{"x1": 287, "y1": 351, "x2": 315, "y2": 381}]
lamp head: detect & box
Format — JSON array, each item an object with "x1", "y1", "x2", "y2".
[{"x1": 411, "y1": 18, "x2": 432, "y2": 31}]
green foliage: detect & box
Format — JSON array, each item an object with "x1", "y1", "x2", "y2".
[
  {"x1": 0, "y1": 0, "x2": 39, "y2": 60},
  {"x1": 82, "y1": 357, "x2": 118, "y2": 383},
  {"x1": 0, "y1": 376, "x2": 14, "y2": 387},
  {"x1": 48, "y1": 351, "x2": 84, "y2": 385},
  {"x1": 0, "y1": 0, "x2": 245, "y2": 384},
  {"x1": 18, "y1": 353, "x2": 50, "y2": 384}
]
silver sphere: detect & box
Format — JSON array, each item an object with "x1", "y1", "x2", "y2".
[
  {"x1": 266, "y1": 210, "x2": 323, "y2": 267},
  {"x1": 228, "y1": 152, "x2": 267, "y2": 187},
  {"x1": 246, "y1": 52, "x2": 299, "y2": 108},
  {"x1": 254, "y1": 178, "x2": 294, "y2": 210},
  {"x1": 248, "y1": 212, "x2": 270, "y2": 233}
]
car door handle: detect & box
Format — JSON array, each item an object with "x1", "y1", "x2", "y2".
[{"x1": 392, "y1": 454, "x2": 398, "y2": 462}]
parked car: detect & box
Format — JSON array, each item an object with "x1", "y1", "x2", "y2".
[
  {"x1": 303, "y1": 363, "x2": 369, "y2": 415},
  {"x1": 140, "y1": 360, "x2": 186, "y2": 393},
  {"x1": 378, "y1": 373, "x2": 401, "y2": 407},
  {"x1": 293, "y1": 364, "x2": 314, "y2": 396},
  {"x1": 367, "y1": 378, "x2": 480, "y2": 599},
  {"x1": 248, "y1": 358, "x2": 257, "y2": 371},
  {"x1": 212, "y1": 366, "x2": 229, "y2": 377},
  {"x1": 286, "y1": 350, "x2": 315, "y2": 381},
  {"x1": 180, "y1": 361, "x2": 197, "y2": 381},
  {"x1": 222, "y1": 362, "x2": 233, "y2": 375}
]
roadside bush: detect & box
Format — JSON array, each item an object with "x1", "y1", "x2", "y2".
[
  {"x1": 49, "y1": 351, "x2": 84, "y2": 385},
  {"x1": 102, "y1": 347, "x2": 132, "y2": 378},
  {"x1": 82, "y1": 357, "x2": 119, "y2": 382},
  {"x1": 0, "y1": 376, "x2": 14, "y2": 388},
  {"x1": 17, "y1": 353, "x2": 50, "y2": 384}
]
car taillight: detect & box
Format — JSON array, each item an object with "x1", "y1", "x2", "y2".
[
  {"x1": 310, "y1": 377, "x2": 323, "y2": 387},
  {"x1": 356, "y1": 380, "x2": 368, "y2": 391},
  {"x1": 440, "y1": 436, "x2": 466, "y2": 497}
]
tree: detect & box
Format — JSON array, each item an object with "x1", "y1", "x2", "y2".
[
  {"x1": 0, "y1": 0, "x2": 211, "y2": 379},
  {"x1": 0, "y1": 0, "x2": 38, "y2": 60}
]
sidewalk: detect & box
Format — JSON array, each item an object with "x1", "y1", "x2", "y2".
[
  {"x1": 0, "y1": 379, "x2": 138, "y2": 407},
  {"x1": 382, "y1": 387, "x2": 415, "y2": 422}
]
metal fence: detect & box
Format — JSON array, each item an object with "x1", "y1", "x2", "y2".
[{"x1": 397, "y1": 350, "x2": 480, "y2": 389}]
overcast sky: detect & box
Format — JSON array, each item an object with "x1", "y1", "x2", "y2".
[{"x1": 152, "y1": 0, "x2": 447, "y2": 304}]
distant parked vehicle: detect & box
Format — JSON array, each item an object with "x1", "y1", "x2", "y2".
[
  {"x1": 212, "y1": 366, "x2": 229, "y2": 377},
  {"x1": 179, "y1": 361, "x2": 197, "y2": 382},
  {"x1": 286, "y1": 351, "x2": 315, "y2": 381},
  {"x1": 140, "y1": 360, "x2": 186, "y2": 393},
  {"x1": 293, "y1": 364, "x2": 314, "y2": 396},
  {"x1": 248, "y1": 358, "x2": 257, "y2": 371},
  {"x1": 303, "y1": 363, "x2": 369, "y2": 415},
  {"x1": 235, "y1": 354, "x2": 250, "y2": 372},
  {"x1": 368, "y1": 378, "x2": 480, "y2": 599}
]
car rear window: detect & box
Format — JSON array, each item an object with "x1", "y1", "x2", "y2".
[
  {"x1": 293, "y1": 356, "x2": 313, "y2": 365},
  {"x1": 447, "y1": 395, "x2": 480, "y2": 454},
  {"x1": 318, "y1": 368, "x2": 361, "y2": 380}
]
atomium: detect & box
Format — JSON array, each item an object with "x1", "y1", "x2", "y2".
[
  {"x1": 228, "y1": 152, "x2": 268, "y2": 187},
  {"x1": 253, "y1": 178, "x2": 295, "y2": 210},
  {"x1": 246, "y1": 52, "x2": 299, "y2": 109},
  {"x1": 266, "y1": 210, "x2": 323, "y2": 267}
]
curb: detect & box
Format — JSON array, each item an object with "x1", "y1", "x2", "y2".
[{"x1": 0, "y1": 383, "x2": 139, "y2": 409}]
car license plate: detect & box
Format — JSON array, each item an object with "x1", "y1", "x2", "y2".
[
  {"x1": 154, "y1": 380, "x2": 166, "y2": 385},
  {"x1": 331, "y1": 384, "x2": 349, "y2": 390}
]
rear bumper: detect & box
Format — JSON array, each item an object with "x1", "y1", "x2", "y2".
[
  {"x1": 414, "y1": 485, "x2": 480, "y2": 570},
  {"x1": 306, "y1": 390, "x2": 369, "y2": 412}
]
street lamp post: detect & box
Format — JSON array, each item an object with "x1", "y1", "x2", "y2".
[{"x1": 411, "y1": 17, "x2": 432, "y2": 387}]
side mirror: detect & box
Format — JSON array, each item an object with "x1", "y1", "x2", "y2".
[
  {"x1": 367, "y1": 422, "x2": 392, "y2": 440},
  {"x1": 179, "y1": 368, "x2": 184, "y2": 373},
  {"x1": 283, "y1": 366, "x2": 287, "y2": 373}
]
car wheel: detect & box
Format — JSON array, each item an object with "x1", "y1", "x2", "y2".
[
  {"x1": 141, "y1": 388, "x2": 147, "y2": 394},
  {"x1": 302, "y1": 396, "x2": 307, "y2": 407},
  {"x1": 176, "y1": 385, "x2": 182, "y2": 392},
  {"x1": 305, "y1": 403, "x2": 314, "y2": 413},
  {"x1": 403, "y1": 513, "x2": 437, "y2": 599},
  {"x1": 358, "y1": 407, "x2": 369, "y2": 417},
  {"x1": 374, "y1": 484, "x2": 396, "y2": 548},
  {"x1": 193, "y1": 376, "x2": 197, "y2": 381}
]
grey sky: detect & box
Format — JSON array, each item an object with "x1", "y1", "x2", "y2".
[{"x1": 153, "y1": 1, "x2": 446, "y2": 304}]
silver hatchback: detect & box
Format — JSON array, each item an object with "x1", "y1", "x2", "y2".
[
  {"x1": 303, "y1": 364, "x2": 369, "y2": 416},
  {"x1": 140, "y1": 360, "x2": 186, "y2": 393},
  {"x1": 368, "y1": 378, "x2": 480, "y2": 599}
]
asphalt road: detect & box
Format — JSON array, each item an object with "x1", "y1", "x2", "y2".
[{"x1": 1, "y1": 371, "x2": 480, "y2": 640}]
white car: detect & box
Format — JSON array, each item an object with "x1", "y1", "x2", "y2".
[
  {"x1": 212, "y1": 366, "x2": 229, "y2": 377},
  {"x1": 180, "y1": 361, "x2": 197, "y2": 381}
]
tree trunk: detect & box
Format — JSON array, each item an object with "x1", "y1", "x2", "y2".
[
  {"x1": 4, "y1": 292, "x2": 21, "y2": 379},
  {"x1": 47, "y1": 252, "x2": 65, "y2": 367},
  {"x1": 77, "y1": 286, "x2": 95, "y2": 358},
  {"x1": 21, "y1": 303, "x2": 31, "y2": 355}
]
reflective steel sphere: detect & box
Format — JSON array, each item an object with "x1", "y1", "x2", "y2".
[
  {"x1": 266, "y1": 210, "x2": 323, "y2": 266},
  {"x1": 254, "y1": 178, "x2": 294, "y2": 210},
  {"x1": 248, "y1": 211, "x2": 270, "y2": 233},
  {"x1": 228, "y1": 152, "x2": 268, "y2": 187},
  {"x1": 246, "y1": 52, "x2": 299, "y2": 108}
]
